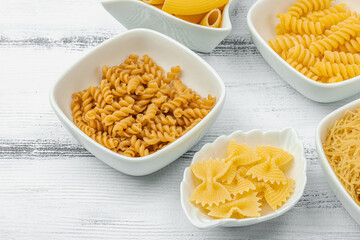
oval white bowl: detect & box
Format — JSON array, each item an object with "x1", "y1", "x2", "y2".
[
  {"x1": 315, "y1": 98, "x2": 360, "y2": 225},
  {"x1": 49, "y1": 29, "x2": 226, "y2": 176},
  {"x1": 101, "y1": 0, "x2": 239, "y2": 53},
  {"x1": 180, "y1": 128, "x2": 307, "y2": 229},
  {"x1": 247, "y1": 0, "x2": 360, "y2": 103}
]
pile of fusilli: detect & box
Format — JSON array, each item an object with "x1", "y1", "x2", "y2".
[
  {"x1": 71, "y1": 54, "x2": 216, "y2": 157},
  {"x1": 269, "y1": 0, "x2": 360, "y2": 83}
]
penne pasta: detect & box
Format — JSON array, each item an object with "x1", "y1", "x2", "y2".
[
  {"x1": 142, "y1": 0, "x2": 165, "y2": 4},
  {"x1": 200, "y1": 9, "x2": 222, "y2": 28},
  {"x1": 175, "y1": 13, "x2": 206, "y2": 24},
  {"x1": 162, "y1": 0, "x2": 229, "y2": 15}
]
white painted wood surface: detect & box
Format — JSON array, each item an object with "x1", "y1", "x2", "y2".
[{"x1": 1, "y1": 0, "x2": 360, "y2": 239}]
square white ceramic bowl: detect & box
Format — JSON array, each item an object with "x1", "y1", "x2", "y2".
[
  {"x1": 101, "y1": 0, "x2": 239, "y2": 53},
  {"x1": 49, "y1": 28, "x2": 226, "y2": 176},
  {"x1": 247, "y1": 0, "x2": 360, "y2": 103},
  {"x1": 315, "y1": 98, "x2": 360, "y2": 225},
  {"x1": 180, "y1": 128, "x2": 307, "y2": 229}
]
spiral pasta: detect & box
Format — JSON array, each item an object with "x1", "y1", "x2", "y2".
[
  {"x1": 71, "y1": 54, "x2": 216, "y2": 157},
  {"x1": 269, "y1": 0, "x2": 360, "y2": 83}
]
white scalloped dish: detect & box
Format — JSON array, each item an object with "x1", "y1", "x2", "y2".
[
  {"x1": 247, "y1": 0, "x2": 360, "y2": 102},
  {"x1": 101, "y1": 0, "x2": 239, "y2": 53},
  {"x1": 180, "y1": 128, "x2": 307, "y2": 229}
]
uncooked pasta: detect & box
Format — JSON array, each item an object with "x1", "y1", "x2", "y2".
[
  {"x1": 71, "y1": 54, "x2": 216, "y2": 158},
  {"x1": 323, "y1": 106, "x2": 360, "y2": 206}
]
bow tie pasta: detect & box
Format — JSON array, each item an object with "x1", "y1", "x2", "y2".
[{"x1": 189, "y1": 140, "x2": 295, "y2": 219}]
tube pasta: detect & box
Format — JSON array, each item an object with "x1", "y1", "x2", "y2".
[
  {"x1": 142, "y1": 0, "x2": 164, "y2": 4},
  {"x1": 141, "y1": 0, "x2": 229, "y2": 28},
  {"x1": 200, "y1": 8, "x2": 222, "y2": 28},
  {"x1": 175, "y1": 13, "x2": 206, "y2": 24},
  {"x1": 162, "y1": 0, "x2": 228, "y2": 15}
]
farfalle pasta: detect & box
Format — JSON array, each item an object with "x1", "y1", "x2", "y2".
[
  {"x1": 141, "y1": 0, "x2": 229, "y2": 28},
  {"x1": 269, "y1": 0, "x2": 360, "y2": 83},
  {"x1": 190, "y1": 140, "x2": 295, "y2": 219},
  {"x1": 71, "y1": 54, "x2": 216, "y2": 158}
]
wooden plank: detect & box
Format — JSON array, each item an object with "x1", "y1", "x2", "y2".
[{"x1": 1, "y1": 0, "x2": 360, "y2": 238}]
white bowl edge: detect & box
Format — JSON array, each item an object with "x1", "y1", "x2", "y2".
[{"x1": 101, "y1": 0, "x2": 240, "y2": 53}]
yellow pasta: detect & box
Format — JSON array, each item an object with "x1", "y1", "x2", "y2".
[
  {"x1": 175, "y1": 13, "x2": 206, "y2": 24},
  {"x1": 207, "y1": 191, "x2": 261, "y2": 219},
  {"x1": 323, "y1": 106, "x2": 360, "y2": 206},
  {"x1": 269, "y1": 0, "x2": 360, "y2": 83},
  {"x1": 141, "y1": 0, "x2": 229, "y2": 27},
  {"x1": 200, "y1": 8, "x2": 222, "y2": 28},
  {"x1": 190, "y1": 159, "x2": 232, "y2": 206},
  {"x1": 162, "y1": 0, "x2": 228, "y2": 15},
  {"x1": 189, "y1": 141, "x2": 295, "y2": 219},
  {"x1": 71, "y1": 54, "x2": 216, "y2": 157},
  {"x1": 142, "y1": 0, "x2": 164, "y2": 4}
]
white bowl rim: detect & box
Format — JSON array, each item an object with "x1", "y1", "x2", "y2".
[
  {"x1": 180, "y1": 127, "x2": 308, "y2": 229},
  {"x1": 247, "y1": 0, "x2": 360, "y2": 89},
  {"x1": 49, "y1": 28, "x2": 226, "y2": 163},
  {"x1": 315, "y1": 98, "x2": 360, "y2": 212},
  {"x1": 101, "y1": 0, "x2": 237, "y2": 32}
]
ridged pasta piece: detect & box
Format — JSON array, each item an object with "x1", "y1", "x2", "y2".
[
  {"x1": 255, "y1": 146, "x2": 294, "y2": 166},
  {"x1": 312, "y1": 62, "x2": 360, "y2": 80},
  {"x1": 302, "y1": 3, "x2": 347, "y2": 21},
  {"x1": 207, "y1": 191, "x2": 261, "y2": 219},
  {"x1": 286, "y1": 59, "x2": 319, "y2": 81},
  {"x1": 91, "y1": 132, "x2": 119, "y2": 150},
  {"x1": 319, "y1": 10, "x2": 352, "y2": 29},
  {"x1": 339, "y1": 37, "x2": 360, "y2": 53},
  {"x1": 269, "y1": 34, "x2": 321, "y2": 54},
  {"x1": 224, "y1": 174, "x2": 256, "y2": 197},
  {"x1": 309, "y1": 24, "x2": 360, "y2": 56},
  {"x1": 287, "y1": 44, "x2": 319, "y2": 67},
  {"x1": 220, "y1": 161, "x2": 237, "y2": 184},
  {"x1": 162, "y1": 0, "x2": 228, "y2": 15},
  {"x1": 190, "y1": 159, "x2": 231, "y2": 207},
  {"x1": 226, "y1": 140, "x2": 259, "y2": 165},
  {"x1": 142, "y1": 0, "x2": 164, "y2": 4},
  {"x1": 75, "y1": 120, "x2": 96, "y2": 136},
  {"x1": 129, "y1": 135, "x2": 149, "y2": 157},
  {"x1": 278, "y1": 0, "x2": 335, "y2": 20},
  {"x1": 175, "y1": 13, "x2": 206, "y2": 24},
  {"x1": 279, "y1": 14, "x2": 325, "y2": 35},
  {"x1": 323, "y1": 50, "x2": 360, "y2": 64},
  {"x1": 264, "y1": 178, "x2": 295, "y2": 210},
  {"x1": 200, "y1": 8, "x2": 222, "y2": 28},
  {"x1": 246, "y1": 159, "x2": 287, "y2": 185}
]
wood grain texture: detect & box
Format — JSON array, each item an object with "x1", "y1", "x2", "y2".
[{"x1": 1, "y1": 0, "x2": 360, "y2": 239}]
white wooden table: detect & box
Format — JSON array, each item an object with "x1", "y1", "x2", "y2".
[{"x1": 1, "y1": 0, "x2": 360, "y2": 239}]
